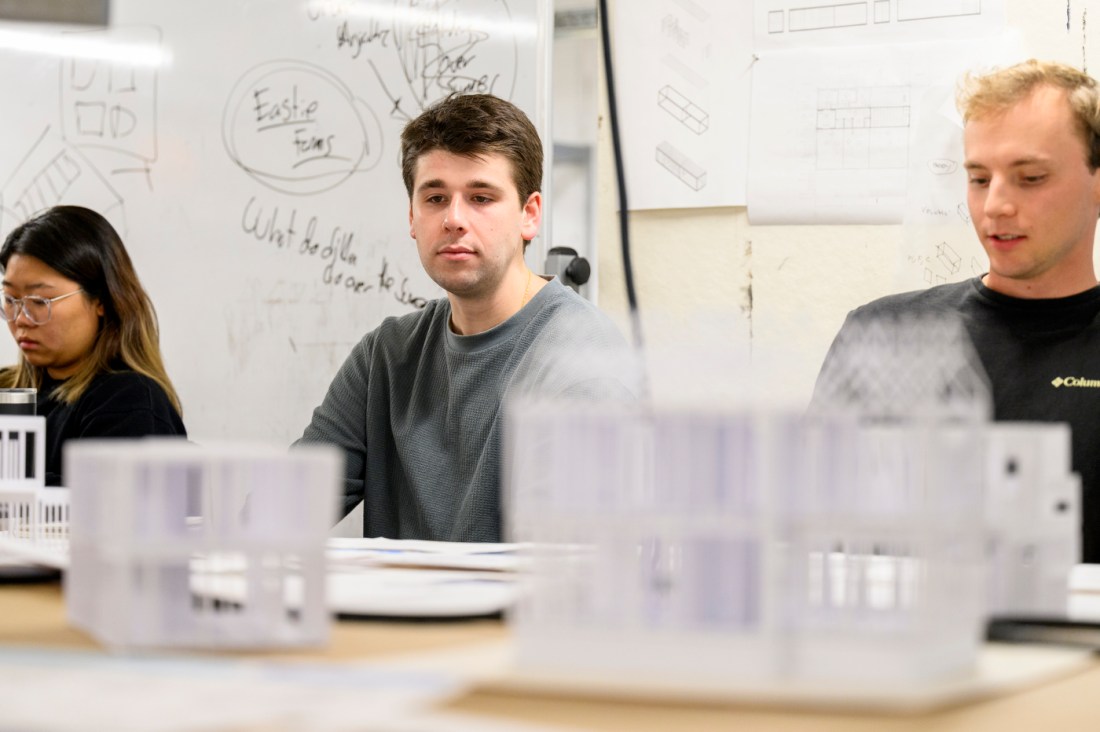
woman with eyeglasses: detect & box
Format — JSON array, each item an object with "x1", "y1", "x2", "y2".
[{"x1": 0, "y1": 205, "x2": 185, "y2": 485}]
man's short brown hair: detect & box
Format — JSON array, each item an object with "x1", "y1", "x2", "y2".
[
  {"x1": 958, "y1": 59, "x2": 1100, "y2": 170},
  {"x1": 400, "y1": 93, "x2": 543, "y2": 203}
]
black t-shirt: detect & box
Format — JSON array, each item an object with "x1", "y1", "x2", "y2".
[
  {"x1": 38, "y1": 370, "x2": 187, "y2": 486},
  {"x1": 818, "y1": 277, "x2": 1100, "y2": 562}
]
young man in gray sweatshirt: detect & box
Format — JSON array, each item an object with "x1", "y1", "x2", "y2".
[{"x1": 297, "y1": 93, "x2": 628, "y2": 542}]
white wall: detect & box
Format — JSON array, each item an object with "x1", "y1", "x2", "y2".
[
  {"x1": 595, "y1": 1, "x2": 1100, "y2": 407},
  {"x1": 547, "y1": 8, "x2": 600, "y2": 301}
]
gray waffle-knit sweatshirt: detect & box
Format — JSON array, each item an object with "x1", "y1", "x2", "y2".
[{"x1": 296, "y1": 277, "x2": 629, "y2": 542}]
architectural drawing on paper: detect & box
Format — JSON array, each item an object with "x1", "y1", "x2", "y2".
[
  {"x1": 658, "y1": 0, "x2": 710, "y2": 88},
  {"x1": 897, "y1": 0, "x2": 983, "y2": 22},
  {"x1": 657, "y1": 85, "x2": 709, "y2": 134},
  {"x1": 816, "y1": 86, "x2": 910, "y2": 170},
  {"x1": 767, "y1": 0, "x2": 983, "y2": 34},
  {"x1": 789, "y1": 2, "x2": 870, "y2": 31},
  {"x1": 768, "y1": 9, "x2": 785, "y2": 32},
  {"x1": 875, "y1": 0, "x2": 890, "y2": 23},
  {"x1": 671, "y1": 0, "x2": 709, "y2": 23},
  {"x1": 656, "y1": 141, "x2": 707, "y2": 191}
]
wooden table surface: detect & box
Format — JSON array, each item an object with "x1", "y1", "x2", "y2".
[{"x1": 3, "y1": 580, "x2": 1100, "y2": 731}]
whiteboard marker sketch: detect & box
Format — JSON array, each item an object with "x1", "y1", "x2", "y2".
[
  {"x1": 309, "y1": 0, "x2": 522, "y2": 121},
  {"x1": 60, "y1": 26, "x2": 161, "y2": 185},
  {"x1": 816, "y1": 86, "x2": 910, "y2": 170},
  {"x1": 393, "y1": 0, "x2": 518, "y2": 113},
  {"x1": 0, "y1": 0, "x2": 547, "y2": 447},
  {"x1": 2, "y1": 24, "x2": 160, "y2": 235},
  {"x1": 222, "y1": 60, "x2": 384, "y2": 196},
  {"x1": 1, "y1": 24, "x2": 162, "y2": 235},
  {"x1": 1, "y1": 126, "x2": 127, "y2": 238}
]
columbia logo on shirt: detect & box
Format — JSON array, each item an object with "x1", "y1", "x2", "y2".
[{"x1": 1051, "y1": 376, "x2": 1100, "y2": 388}]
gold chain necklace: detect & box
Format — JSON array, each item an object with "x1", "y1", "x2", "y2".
[{"x1": 521, "y1": 269, "x2": 532, "y2": 308}]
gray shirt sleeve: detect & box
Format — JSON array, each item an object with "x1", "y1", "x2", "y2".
[{"x1": 295, "y1": 333, "x2": 374, "y2": 518}]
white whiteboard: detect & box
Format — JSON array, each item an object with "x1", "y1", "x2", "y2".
[{"x1": 0, "y1": 0, "x2": 549, "y2": 443}]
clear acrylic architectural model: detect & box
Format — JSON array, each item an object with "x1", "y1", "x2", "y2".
[
  {"x1": 64, "y1": 440, "x2": 342, "y2": 650},
  {"x1": 505, "y1": 315, "x2": 1080, "y2": 687}
]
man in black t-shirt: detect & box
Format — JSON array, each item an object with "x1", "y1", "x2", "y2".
[{"x1": 816, "y1": 60, "x2": 1100, "y2": 562}]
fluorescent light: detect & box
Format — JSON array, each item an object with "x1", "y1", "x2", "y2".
[
  {"x1": 304, "y1": 0, "x2": 538, "y2": 40},
  {"x1": 0, "y1": 27, "x2": 168, "y2": 67}
]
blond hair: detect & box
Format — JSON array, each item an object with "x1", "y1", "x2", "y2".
[{"x1": 958, "y1": 59, "x2": 1100, "y2": 170}]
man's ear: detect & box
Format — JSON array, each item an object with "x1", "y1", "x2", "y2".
[{"x1": 520, "y1": 191, "x2": 542, "y2": 242}]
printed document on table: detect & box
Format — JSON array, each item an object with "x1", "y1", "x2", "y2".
[
  {"x1": 612, "y1": 0, "x2": 752, "y2": 209},
  {"x1": 192, "y1": 562, "x2": 520, "y2": 618},
  {"x1": 327, "y1": 537, "x2": 523, "y2": 571},
  {"x1": 748, "y1": 37, "x2": 1016, "y2": 224},
  {"x1": 0, "y1": 647, "x2": 459, "y2": 732},
  {"x1": 754, "y1": 0, "x2": 1005, "y2": 50}
]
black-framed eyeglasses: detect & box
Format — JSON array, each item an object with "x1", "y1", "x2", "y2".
[{"x1": 0, "y1": 289, "x2": 84, "y2": 325}]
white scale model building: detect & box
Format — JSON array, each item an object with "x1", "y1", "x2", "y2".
[
  {"x1": 0, "y1": 426, "x2": 340, "y2": 651},
  {"x1": 0, "y1": 415, "x2": 68, "y2": 566},
  {"x1": 505, "y1": 316, "x2": 1079, "y2": 688},
  {"x1": 64, "y1": 440, "x2": 341, "y2": 650}
]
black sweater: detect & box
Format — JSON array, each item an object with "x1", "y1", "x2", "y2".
[
  {"x1": 38, "y1": 370, "x2": 186, "y2": 486},
  {"x1": 818, "y1": 277, "x2": 1100, "y2": 562}
]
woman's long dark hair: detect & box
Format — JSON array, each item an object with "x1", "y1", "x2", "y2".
[{"x1": 0, "y1": 205, "x2": 180, "y2": 412}]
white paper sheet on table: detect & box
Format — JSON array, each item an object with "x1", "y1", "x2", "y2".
[
  {"x1": 327, "y1": 568, "x2": 518, "y2": 618},
  {"x1": 0, "y1": 646, "x2": 461, "y2": 732},
  {"x1": 189, "y1": 538, "x2": 526, "y2": 618},
  {"x1": 327, "y1": 537, "x2": 524, "y2": 572},
  {"x1": 1069, "y1": 564, "x2": 1100, "y2": 619},
  {"x1": 324, "y1": 538, "x2": 524, "y2": 617}
]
